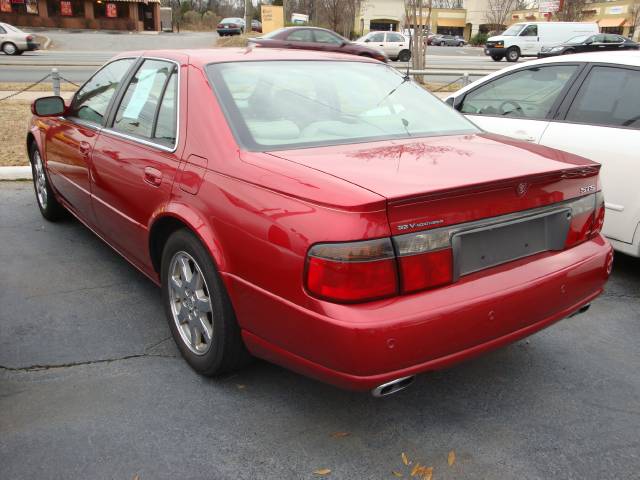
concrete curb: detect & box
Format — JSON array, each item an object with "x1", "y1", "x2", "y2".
[{"x1": 0, "y1": 166, "x2": 32, "y2": 180}]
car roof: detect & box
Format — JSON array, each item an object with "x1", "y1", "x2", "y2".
[{"x1": 113, "y1": 47, "x2": 380, "y2": 67}]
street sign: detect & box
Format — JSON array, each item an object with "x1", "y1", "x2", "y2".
[{"x1": 539, "y1": 0, "x2": 560, "y2": 13}]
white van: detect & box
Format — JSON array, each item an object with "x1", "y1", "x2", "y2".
[{"x1": 484, "y1": 22, "x2": 599, "y2": 62}]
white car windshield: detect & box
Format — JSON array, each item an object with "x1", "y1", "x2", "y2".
[
  {"x1": 207, "y1": 61, "x2": 478, "y2": 151},
  {"x1": 502, "y1": 24, "x2": 526, "y2": 36}
]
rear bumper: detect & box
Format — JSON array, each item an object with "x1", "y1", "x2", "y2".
[
  {"x1": 217, "y1": 28, "x2": 242, "y2": 35},
  {"x1": 226, "y1": 236, "x2": 612, "y2": 391},
  {"x1": 26, "y1": 41, "x2": 39, "y2": 51}
]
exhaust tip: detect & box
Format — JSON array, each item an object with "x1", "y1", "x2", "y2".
[
  {"x1": 569, "y1": 303, "x2": 591, "y2": 318},
  {"x1": 371, "y1": 375, "x2": 415, "y2": 397}
]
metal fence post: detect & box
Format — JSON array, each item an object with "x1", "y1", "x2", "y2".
[
  {"x1": 463, "y1": 72, "x2": 469, "y2": 87},
  {"x1": 51, "y1": 68, "x2": 60, "y2": 96}
]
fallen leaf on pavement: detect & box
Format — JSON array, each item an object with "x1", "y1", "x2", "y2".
[
  {"x1": 448, "y1": 450, "x2": 456, "y2": 466},
  {"x1": 411, "y1": 463, "x2": 425, "y2": 476},
  {"x1": 392, "y1": 471, "x2": 403, "y2": 478},
  {"x1": 132, "y1": 475, "x2": 139, "y2": 480},
  {"x1": 330, "y1": 432, "x2": 350, "y2": 438},
  {"x1": 402, "y1": 452, "x2": 410, "y2": 466},
  {"x1": 423, "y1": 467, "x2": 433, "y2": 480},
  {"x1": 313, "y1": 468, "x2": 331, "y2": 475},
  {"x1": 236, "y1": 384, "x2": 246, "y2": 389}
]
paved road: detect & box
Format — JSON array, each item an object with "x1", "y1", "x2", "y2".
[{"x1": 1, "y1": 181, "x2": 639, "y2": 479}]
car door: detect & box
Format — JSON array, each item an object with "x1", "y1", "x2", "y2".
[
  {"x1": 456, "y1": 63, "x2": 582, "y2": 143},
  {"x1": 44, "y1": 58, "x2": 136, "y2": 226},
  {"x1": 312, "y1": 29, "x2": 346, "y2": 52},
  {"x1": 384, "y1": 32, "x2": 403, "y2": 58},
  {"x1": 363, "y1": 31, "x2": 386, "y2": 53},
  {"x1": 586, "y1": 34, "x2": 607, "y2": 52},
  {"x1": 519, "y1": 24, "x2": 539, "y2": 55},
  {"x1": 90, "y1": 57, "x2": 184, "y2": 267},
  {"x1": 604, "y1": 34, "x2": 626, "y2": 50},
  {"x1": 540, "y1": 64, "x2": 640, "y2": 245}
]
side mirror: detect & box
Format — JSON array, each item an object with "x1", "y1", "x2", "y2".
[
  {"x1": 585, "y1": 38, "x2": 593, "y2": 45},
  {"x1": 340, "y1": 40, "x2": 348, "y2": 47},
  {"x1": 32, "y1": 96, "x2": 66, "y2": 117},
  {"x1": 364, "y1": 38, "x2": 371, "y2": 43}
]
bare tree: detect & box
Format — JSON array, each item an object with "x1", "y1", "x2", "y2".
[
  {"x1": 403, "y1": 0, "x2": 431, "y2": 81},
  {"x1": 485, "y1": 0, "x2": 516, "y2": 31},
  {"x1": 555, "y1": 0, "x2": 587, "y2": 22},
  {"x1": 629, "y1": 1, "x2": 640, "y2": 40}
]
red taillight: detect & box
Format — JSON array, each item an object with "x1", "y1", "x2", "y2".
[
  {"x1": 217, "y1": 24, "x2": 224, "y2": 28},
  {"x1": 305, "y1": 239, "x2": 397, "y2": 302},
  {"x1": 564, "y1": 193, "x2": 602, "y2": 248},
  {"x1": 397, "y1": 248, "x2": 453, "y2": 293},
  {"x1": 26, "y1": 35, "x2": 33, "y2": 41}
]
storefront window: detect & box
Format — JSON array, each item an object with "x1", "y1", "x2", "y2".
[
  {"x1": 95, "y1": 0, "x2": 127, "y2": 18},
  {"x1": 48, "y1": 0, "x2": 85, "y2": 16}
]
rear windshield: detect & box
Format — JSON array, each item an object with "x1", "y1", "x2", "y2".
[{"x1": 206, "y1": 61, "x2": 478, "y2": 151}]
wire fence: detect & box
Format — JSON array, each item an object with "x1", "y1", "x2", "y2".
[{"x1": 0, "y1": 70, "x2": 80, "y2": 103}]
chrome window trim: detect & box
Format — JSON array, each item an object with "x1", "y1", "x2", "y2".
[{"x1": 102, "y1": 56, "x2": 181, "y2": 153}]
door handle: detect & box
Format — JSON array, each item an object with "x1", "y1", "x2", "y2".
[{"x1": 143, "y1": 166, "x2": 162, "y2": 187}]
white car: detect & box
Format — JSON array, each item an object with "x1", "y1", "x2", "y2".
[
  {"x1": 355, "y1": 31, "x2": 411, "y2": 62},
  {"x1": 0, "y1": 22, "x2": 39, "y2": 56},
  {"x1": 445, "y1": 51, "x2": 640, "y2": 257}
]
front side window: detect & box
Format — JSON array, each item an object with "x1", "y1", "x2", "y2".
[
  {"x1": 460, "y1": 65, "x2": 578, "y2": 119},
  {"x1": 368, "y1": 32, "x2": 386, "y2": 42},
  {"x1": 502, "y1": 24, "x2": 525, "y2": 36},
  {"x1": 520, "y1": 25, "x2": 537, "y2": 37},
  {"x1": 207, "y1": 61, "x2": 477, "y2": 150},
  {"x1": 287, "y1": 29, "x2": 313, "y2": 42},
  {"x1": 566, "y1": 66, "x2": 640, "y2": 129},
  {"x1": 113, "y1": 59, "x2": 175, "y2": 141},
  {"x1": 314, "y1": 30, "x2": 342, "y2": 44},
  {"x1": 71, "y1": 58, "x2": 135, "y2": 124}
]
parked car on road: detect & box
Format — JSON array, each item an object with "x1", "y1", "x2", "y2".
[
  {"x1": 27, "y1": 48, "x2": 611, "y2": 395},
  {"x1": 539, "y1": 33, "x2": 639, "y2": 57},
  {"x1": 485, "y1": 21, "x2": 599, "y2": 62},
  {"x1": 251, "y1": 20, "x2": 262, "y2": 33},
  {"x1": 0, "y1": 22, "x2": 39, "y2": 55},
  {"x1": 446, "y1": 51, "x2": 640, "y2": 257},
  {"x1": 249, "y1": 27, "x2": 388, "y2": 62},
  {"x1": 432, "y1": 34, "x2": 465, "y2": 47},
  {"x1": 217, "y1": 17, "x2": 245, "y2": 36},
  {"x1": 354, "y1": 31, "x2": 411, "y2": 61}
]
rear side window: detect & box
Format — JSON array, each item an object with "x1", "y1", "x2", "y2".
[
  {"x1": 113, "y1": 59, "x2": 176, "y2": 141},
  {"x1": 460, "y1": 65, "x2": 578, "y2": 119},
  {"x1": 314, "y1": 30, "x2": 342, "y2": 44},
  {"x1": 388, "y1": 33, "x2": 405, "y2": 42},
  {"x1": 566, "y1": 66, "x2": 640, "y2": 129},
  {"x1": 71, "y1": 58, "x2": 135, "y2": 125},
  {"x1": 287, "y1": 29, "x2": 313, "y2": 42},
  {"x1": 154, "y1": 71, "x2": 178, "y2": 146}
]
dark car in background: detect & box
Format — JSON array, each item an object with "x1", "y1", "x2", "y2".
[
  {"x1": 539, "y1": 33, "x2": 639, "y2": 57},
  {"x1": 217, "y1": 17, "x2": 245, "y2": 36},
  {"x1": 248, "y1": 27, "x2": 388, "y2": 62},
  {"x1": 251, "y1": 20, "x2": 262, "y2": 33},
  {"x1": 432, "y1": 34, "x2": 465, "y2": 46}
]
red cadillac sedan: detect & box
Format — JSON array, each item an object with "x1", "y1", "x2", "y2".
[{"x1": 27, "y1": 48, "x2": 612, "y2": 396}]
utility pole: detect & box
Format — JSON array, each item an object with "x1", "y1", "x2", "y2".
[{"x1": 245, "y1": 0, "x2": 251, "y2": 33}]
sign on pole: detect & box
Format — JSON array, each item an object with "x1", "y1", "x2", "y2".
[{"x1": 539, "y1": 0, "x2": 560, "y2": 13}]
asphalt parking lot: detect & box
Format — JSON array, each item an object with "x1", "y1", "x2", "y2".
[{"x1": 1, "y1": 181, "x2": 639, "y2": 479}]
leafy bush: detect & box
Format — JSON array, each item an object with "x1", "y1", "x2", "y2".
[
  {"x1": 470, "y1": 33, "x2": 488, "y2": 46},
  {"x1": 202, "y1": 11, "x2": 219, "y2": 29}
]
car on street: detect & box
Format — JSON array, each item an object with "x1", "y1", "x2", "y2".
[
  {"x1": 539, "y1": 33, "x2": 639, "y2": 57},
  {"x1": 251, "y1": 20, "x2": 262, "y2": 33},
  {"x1": 354, "y1": 31, "x2": 411, "y2": 61},
  {"x1": 27, "y1": 48, "x2": 611, "y2": 395},
  {"x1": 431, "y1": 34, "x2": 465, "y2": 46},
  {"x1": 217, "y1": 17, "x2": 245, "y2": 36},
  {"x1": 248, "y1": 27, "x2": 388, "y2": 62},
  {"x1": 445, "y1": 51, "x2": 640, "y2": 257},
  {"x1": 485, "y1": 21, "x2": 599, "y2": 62},
  {"x1": 0, "y1": 22, "x2": 39, "y2": 55}
]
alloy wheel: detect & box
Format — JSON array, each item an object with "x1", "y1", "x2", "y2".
[
  {"x1": 168, "y1": 251, "x2": 215, "y2": 355},
  {"x1": 33, "y1": 149, "x2": 47, "y2": 209},
  {"x1": 3, "y1": 42, "x2": 17, "y2": 55}
]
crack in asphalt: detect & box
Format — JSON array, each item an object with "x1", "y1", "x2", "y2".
[
  {"x1": 0, "y1": 336, "x2": 176, "y2": 372},
  {"x1": 0, "y1": 352, "x2": 176, "y2": 372}
]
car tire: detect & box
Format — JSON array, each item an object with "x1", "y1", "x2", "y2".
[
  {"x1": 506, "y1": 47, "x2": 520, "y2": 62},
  {"x1": 29, "y1": 142, "x2": 66, "y2": 221},
  {"x1": 2, "y1": 42, "x2": 19, "y2": 56},
  {"x1": 562, "y1": 49, "x2": 575, "y2": 55},
  {"x1": 491, "y1": 54, "x2": 503, "y2": 61},
  {"x1": 458, "y1": 42, "x2": 464, "y2": 47},
  {"x1": 440, "y1": 41, "x2": 446, "y2": 46},
  {"x1": 161, "y1": 229, "x2": 252, "y2": 376},
  {"x1": 398, "y1": 49, "x2": 411, "y2": 62}
]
